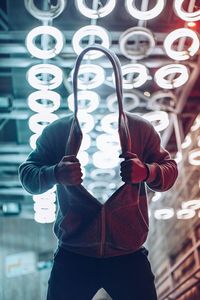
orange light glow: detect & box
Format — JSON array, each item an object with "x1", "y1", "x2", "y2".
[{"x1": 187, "y1": 22, "x2": 196, "y2": 28}]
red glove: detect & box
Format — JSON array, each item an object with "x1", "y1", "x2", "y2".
[
  {"x1": 119, "y1": 151, "x2": 148, "y2": 184},
  {"x1": 55, "y1": 155, "x2": 83, "y2": 186}
]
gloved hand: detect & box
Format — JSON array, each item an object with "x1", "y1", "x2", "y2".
[
  {"x1": 55, "y1": 155, "x2": 83, "y2": 185},
  {"x1": 119, "y1": 151, "x2": 149, "y2": 184}
]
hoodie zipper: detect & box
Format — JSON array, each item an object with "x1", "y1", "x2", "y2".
[{"x1": 100, "y1": 205, "x2": 106, "y2": 256}]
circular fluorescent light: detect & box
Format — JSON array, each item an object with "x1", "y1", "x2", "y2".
[
  {"x1": 125, "y1": 0, "x2": 165, "y2": 20},
  {"x1": 34, "y1": 212, "x2": 56, "y2": 223},
  {"x1": 188, "y1": 148, "x2": 200, "y2": 165},
  {"x1": 174, "y1": 151, "x2": 183, "y2": 164},
  {"x1": 75, "y1": 0, "x2": 116, "y2": 19},
  {"x1": 29, "y1": 133, "x2": 40, "y2": 150},
  {"x1": 152, "y1": 192, "x2": 162, "y2": 202},
  {"x1": 72, "y1": 25, "x2": 110, "y2": 60},
  {"x1": 77, "y1": 151, "x2": 89, "y2": 167},
  {"x1": 79, "y1": 134, "x2": 91, "y2": 151},
  {"x1": 181, "y1": 134, "x2": 192, "y2": 149},
  {"x1": 27, "y1": 64, "x2": 63, "y2": 90},
  {"x1": 121, "y1": 64, "x2": 149, "y2": 89},
  {"x1": 164, "y1": 28, "x2": 199, "y2": 61},
  {"x1": 28, "y1": 113, "x2": 58, "y2": 134},
  {"x1": 91, "y1": 169, "x2": 116, "y2": 180},
  {"x1": 191, "y1": 115, "x2": 200, "y2": 131},
  {"x1": 120, "y1": 27, "x2": 155, "y2": 60},
  {"x1": 28, "y1": 91, "x2": 61, "y2": 113},
  {"x1": 93, "y1": 151, "x2": 119, "y2": 169},
  {"x1": 68, "y1": 91, "x2": 99, "y2": 113},
  {"x1": 154, "y1": 208, "x2": 174, "y2": 220},
  {"x1": 150, "y1": 91, "x2": 177, "y2": 111},
  {"x1": 101, "y1": 113, "x2": 118, "y2": 135},
  {"x1": 176, "y1": 208, "x2": 196, "y2": 219},
  {"x1": 24, "y1": 0, "x2": 67, "y2": 20},
  {"x1": 96, "y1": 133, "x2": 120, "y2": 152},
  {"x1": 143, "y1": 111, "x2": 169, "y2": 132},
  {"x1": 72, "y1": 64, "x2": 105, "y2": 90},
  {"x1": 174, "y1": 0, "x2": 200, "y2": 21},
  {"x1": 26, "y1": 26, "x2": 64, "y2": 59},
  {"x1": 107, "y1": 92, "x2": 140, "y2": 112},
  {"x1": 154, "y1": 64, "x2": 189, "y2": 89},
  {"x1": 77, "y1": 111, "x2": 95, "y2": 133},
  {"x1": 182, "y1": 199, "x2": 200, "y2": 210}
]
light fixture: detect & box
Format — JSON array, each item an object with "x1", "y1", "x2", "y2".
[
  {"x1": 96, "y1": 133, "x2": 120, "y2": 152},
  {"x1": 75, "y1": 0, "x2": 116, "y2": 19},
  {"x1": 72, "y1": 25, "x2": 110, "y2": 60},
  {"x1": 24, "y1": 0, "x2": 67, "y2": 20},
  {"x1": 79, "y1": 134, "x2": 91, "y2": 151},
  {"x1": 88, "y1": 181, "x2": 116, "y2": 203},
  {"x1": 93, "y1": 151, "x2": 119, "y2": 169},
  {"x1": 101, "y1": 113, "x2": 118, "y2": 135},
  {"x1": 27, "y1": 64, "x2": 63, "y2": 90},
  {"x1": 154, "y1": 64, "x2": 189, "y2": 89},
  {"x1": 149, "y1": 91, "x2": 177, "y2": 111},
  {"x1": 181, "y1": 134, "x2": 192, "y2": 149},
  {"x1": 29, "y1": 133, "x2": 40, "y2": 150},
  {"x1": 188, "y1": 148, "x2": 200, "y2": 165},
  {"x1": 28, "y1": 91, "x2": 61, "y2": 113},
  {"x1": 152, "y1": 192, "x2": 162, "y2": 202},
  {"x1": 176, "y1": 208, "x2": 196, "y2": 220},
  {"x1": 28, "y1": 113, "x2": 58, "y2": 134},
  {"x1": 107, "y1": 92, "x2": 140, "y2": 112},
  {"x1": 77, "y1": 111, "x2": 95, "y2": 133},
  {"x1": 26, "y1": 26, "x2": 64, "y2": 59},
  {"x1": 34, "y1": 212, "x2": 56, "y2": 223},
  {"x1": 174, "y1": 0, "x2": 200, "y2": 21},
  {"x1": 125, "y1": 0, "x2": 165, "y2": 20},
  {"x1": 68, "y1": 91, "x2": 99, "y2": 113},
  {"x1": 90, "y1": 169, "x2": 116, "y2": 180},
  {"x1": 174, "y1": 151, "x2": 183, "y2": 164},
  {"x1": 154, "y1": 208, "x2": 175, "y2": 220},
  {"x1": 120, "y1": 27, "x2": 155, "y2": 60},
  {"x1": 72, "y1": 64, "x2": 105, "y2": 90},
  {"x1": 34, "y1": 202, "x2": 56, "y2": 213},
  {"x1": 164, "y1": 28, "x2": 200, "y2": 61},
  {"x1": 120, "y1": 64, "x2": 149, "y2": 89},
  {"x1": 142, "y1": 111, "x2": 169, "y2": 132},
  {"x1": 191, "y1": 114, "x2": 200, "y2": 131},
  {"x1": 77, "y1": 151, "x2": 89, "y2": 167},
  {"x1": 182, "y1": 199, "x2": 200, "y2": 210}
]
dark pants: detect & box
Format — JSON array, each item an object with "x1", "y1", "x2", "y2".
[{"x1": 46, "y1": 247, "x2": 157, "y2": 300}]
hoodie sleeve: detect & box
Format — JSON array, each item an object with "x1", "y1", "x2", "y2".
[
  {"x1": 144, "y1": 124, "x2": 178, "y2": 192},
  {"x1": 18, "y1": 126, "x2": 58, "y2": 195}
]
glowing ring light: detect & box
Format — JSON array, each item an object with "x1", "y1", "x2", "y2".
[
  {"x1": 77, "y1": 151, "x2": 89, "y2": 167},
  {"x1": 91, "y1": 169, "x2": 116, "y2": 180},
  {"x1": 155, "y1": 64, "x2": 189, "y2": 89},
  {"x1": 152, "y1": 192, "x2": 162, "y2": 202},
  {"x1": 96, "y1": 133, "x2": 120, "y2": 152},
  {"x1": 143, "y1": 111, "x2": 169, "y2": 132},
  {"x1": 33, "y1": 191, "x2": 56, "y2": 203},
  {"x1": 24, "y1": 0, "x2": 67, "y2": 20},
  {"x1": 93, "y1": 151, "x2": 119, "y2": 169},
  {"x1": 28, "y1": 91, "x2": 61, "y2": 113},
  {"x1": 27, "y1": 64, "x2": 63, "y2": 90},
  {"x1": 121, "y1": 64, "x2": 149, "y2": 89},
  {"x1": 72, "y1": 25, "x2": 110, "y2": 60},
  {"x1": 174, "y1": 0, "x2": 200, "y2": 21},
  {"x1": 182, "y1": 200, "x2": 200, "y2": 210},
  {"x1": 34, "y1": 203, "x2": 56, "y2": 213},
  {"x1": 150, "y1": 91, "x2": 177, "y2": 110},
  {"x1": 120, "y1": 27, "x2": 155, "y2": 60},
  {"x1": 68, "y1": 91, "x2": 99, "y2": 113},
  {"x1": 125, "y1": 0, "x2": 165, "y2": 20},
  {"x1": 75, "y1": 0, "x2": 116, "y2": 19},
  {"x1": 34, "y1": 212, "x2": 55, "y2": 224},
  {"x1": 107, "y1": 92, "x2": 140, "y2": 112},
  {"x1": 188, "y1": 148, "x2": 200, "y2": 165},
  {"x1": 74, "y1": 64, "x2": 105, "y2": 90},
  {"x1": 101, "y1": 113, "x2": 118, "y2": 135},
  {"x1": 77, "y1": 111, "x2": 95, "y2": 133},
  {"x1": 79, "y1": 134, "x2": 91, "y2": 151},
  {"x1": 164, "y1": 28, "x2": 199, "y2": 61},
  {"x1": 29, "y1": 133, "x2": 40, "y2": 150},
  {"x1": 154, "y1": 208, "x2": 174, "y2": 220},
  {"x1": 28, "y1": 113, "x2": 58, "y2": 134},
  {"x1": 176, "y1": 208, "x2": 196, "y2": 220},
  {"x1": 181, "y1": 134, "x2": 191, "y2": 149},
  {"x1": 26, "y1": 26, "x2": 64, "y2": 59},
  {"x1": 191, "y1": 115, "x2": 200, "y2": 131}
]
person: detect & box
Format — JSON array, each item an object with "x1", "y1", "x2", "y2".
[{"x1": 19, "y1": 110, "x2": 178, "y2": 300}]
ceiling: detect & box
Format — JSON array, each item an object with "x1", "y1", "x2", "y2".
[{"x1": 0, "y1": 0, "x2": 200, "y2": 213}]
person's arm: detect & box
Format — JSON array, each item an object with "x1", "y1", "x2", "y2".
[{"x1": 18, "y1": 126, "x2": 58, "y2": 195}]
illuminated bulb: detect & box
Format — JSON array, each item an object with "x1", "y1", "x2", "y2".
[
  {"x1": 79, "y1": 134, "x2": 91, "y2": 151},
  {"x1": 101, "y1": 113, "x2": 118, "y2": 135},
  {"x1": 176, "y1": 208, "x2": 196, "y2": 220},
  {"x1": 174, "y1": 0, "x2": 200, "y2": 21},
  {"x1": 93, "y1": 151, "x2": 119, "y2": 169},
  {"x1": 182, "y1": 199, "x2": 200, "y2": 210},
  {"x1": 34, "y1": 212, "x2": 56, "y2": 223},
  {"x1": 107, "y1": 92, "x2": 139, "y2": 112},
  {"x1": 28, "y1": 113, "x2": 58, "y2": 134},
  {"x1": 191, "y1": 115, "x2": 200, "y2": 131},
  {"x1": 28, "y1": 91, "x2": 61, "y2": 113},
  {"x1": 125, "y1": 0, "x2": 165, "y2": 20},
  {"x1": 29, "y1": 133, "x2": 40, "y2": 150},
  {"x1": 72, "y1": 25, "x2": 110, "y2": 59},
  {"x1": 75, "y1": 0, "x2": 116, "y2": 19},
  {"x1": 26, "y1": 26, "x2": 64, "y2": 59},
  {"x1": 96, "y1": 133, "x2": 120, "y2": 152},
  {"x1": 68, "y1": 91, "x2": 100, "y2": 113},
  {"x1": 152, "y1": 192, "x2": 162, "y2": 202},
  {"x1": 188, "y1": 148, "x2": 200, "y2": 165},
  {"x1": 164, "y1": 28, "x2": 199, "y2": 60},
  {"x1": 91, "y1": 169, "x2": 116, "y2": 180},
  {"x1": 187, "y1": 22, "x2": 196, "y2": 28},
  {"x1": 154, "y1": 208, "x2": 174, "y2": 220},
  {"x1": 74, "y1": 64, "x2": 105, "y2": 90},
  {"x1": 121, "y1": 64, "x2": 149, "y2": 88},
  {"x1": 77, "y1": 111, "x2": 95, "y2": 133},
  {"x1": 34, "y1": 202, "x2": 56, "y2": 213},
  {"x1": 181, "y1": 134, "x2": 191, "y2": 149},
  {"x1": 174, "y1": 151, "x2": 183, "y2": 164},
  {"x1": 77, "y1": 151, "x2": 89, "y2": 167},
  {"x1": 143, "y1": 111, "x2": 169, "y2": 132},
  {"x1": 27, "y1": 64, "x2": 63, "y2": 90},
  {"x1": 155, "y1": 64, "x2": 189, "y2": 89}
]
